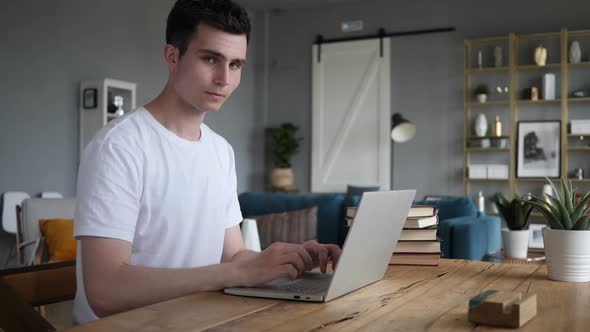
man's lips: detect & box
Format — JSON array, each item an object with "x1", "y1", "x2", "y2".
[{"x1": 206, "y1": 91, "x2": 225, "y2": 98}]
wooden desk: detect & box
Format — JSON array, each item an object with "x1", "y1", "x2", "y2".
[{"x1": 65, "y1": 260, "x2": 590, "y2": 331}]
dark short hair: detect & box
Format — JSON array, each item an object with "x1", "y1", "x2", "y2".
[{"x1": 166, "y1": 0, "x2": 251, "y2": 57}]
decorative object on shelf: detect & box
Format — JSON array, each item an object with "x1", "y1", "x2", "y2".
[
  {"x1": 475, "y1": 84, "x2": 489, "y2": 103},
  {"x1": 492, "y1": 115, "x2": 503, "y2": 137},
  {"x1": 521, "y1": 178, "x2": 590, "y2": 282},
  {"x1": 516, "y1": 121, "x2": 561, "y2": 178},
  {"x1": 390, "y1": 113, "x2": 416, "y2": 143},
  {"x1": 528, "y1": 223, "x2": 545, "y2": 250},
  {"x1": 474, "y1": 113, "x2": 488, "y2": 137},
  {"x1": 477, "y1": 191, "x2": 485, "y2": 213},
  {"x1": 267, "y1": 123, "x2": 302, "y2": 190},
  {"x1": 570, "y1": 119, "x2": 590, "y2": 134},
  {"x1": 572, "y1": 90, "x2": 588, "y2": 98},
  {"x1": 83, "y1": 88, "x2": 97, "y2": 109},
  {"x1": 493, "y1": 46, "x2": 503, "y2": 67},
  {"x1": 534, "y1": 45, "x2": 547, "y2": 66},
  {"x1": 493, "y1": 193, "x2": 534, "y2": 259},
  {"x1": 477, "y1": 50, "x2": 483, "y2": 69},
  {"x1": 542, "y1": 73, "x2": 556, "y2": 100},
  {"x1": 575, "y1": 168, "x2": 584, "y2": 180},
  {"x1": 530, "y1": 86, "x2": 539, "y2": 101},
  {"x1": 542, "y1": 184, "x2": 553, "y2": 203},
  {"x1": 569, "y1": 40, "x2": 582, "y2": 63},
  {"x1": 481, "y1": 138, "x2": 491, "y2": 148},
  {"x1": 113, "y1": 95, "x2": 125, "y2": 117}
]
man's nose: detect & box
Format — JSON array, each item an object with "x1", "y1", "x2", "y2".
[{"x1": 214, "y1": 66, "x2": 229, "y2": 86}]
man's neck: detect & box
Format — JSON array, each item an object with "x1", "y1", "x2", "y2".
[{"x1": 144, "y1": 84, "x2": 205, "y2": 142}]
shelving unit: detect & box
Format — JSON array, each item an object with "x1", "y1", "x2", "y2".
[
  {"x1": 464, "y1": 29, "x2": 590, "y2": 207},
  {"x1": 79, "y1": 78, "x2": 137, "y2": 157}
]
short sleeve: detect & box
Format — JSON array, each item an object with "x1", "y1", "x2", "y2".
[
  {"x1": 225, "y1": 144, "x2": 243, "y2": 228},
  {"x1": 74, "y1": 141, "x2": 141, "y2": 243}
]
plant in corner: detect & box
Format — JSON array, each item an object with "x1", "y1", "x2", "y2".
[
  {"x1": 492, "y1": 193, "x2": 534, "y2": 259},
  {"x1": 474, "y1": 84, "x2": 489, "y2": 103},
  {"x1": 520, "y1": 177, "x2": 590, "y2": 282},
  {"x1": 266, "y1": 123, "x2": 302, "y2": 190}
]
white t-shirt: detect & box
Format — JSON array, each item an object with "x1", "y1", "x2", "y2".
[{"x1": 73, "y1": 108, "x2": 243, "y2": 324}]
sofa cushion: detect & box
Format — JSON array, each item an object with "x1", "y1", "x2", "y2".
[
  {"x1": 414, "y1": 196, "x2": 477, "y2": 220},
  {"x1": 238, "y1": 192, "x2": 345, "y2": 245},
  {"x1": 253, "y1": 206, "x2": 318, "y2": 249}
]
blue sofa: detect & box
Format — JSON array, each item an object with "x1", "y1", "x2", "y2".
[{"x1": 238, "y1": 192, "x2": 501, "y2": 260}]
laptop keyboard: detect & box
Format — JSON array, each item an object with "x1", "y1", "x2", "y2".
[{"x1": 265, "y1": 272, "x2": 332, "y2": 294}]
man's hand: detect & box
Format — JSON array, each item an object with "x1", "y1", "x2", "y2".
[
  {"x1": 235, "y1": 242, "x2": 314, "y2": 287},
  {"x1": 302, "y1": 240, "x2": 341, "y2": 273}
]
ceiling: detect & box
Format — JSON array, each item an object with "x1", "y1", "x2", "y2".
[{"x1": 236, "y1": 0, "x2": 364, "y2": 10}]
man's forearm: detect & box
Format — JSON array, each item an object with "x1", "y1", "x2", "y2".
[
  {"x1": 86, "y1": 261, "x2": 243, "y2": 318},
  {"x1": 230, "y1": 248, "x2": 260, "y2": 262}
]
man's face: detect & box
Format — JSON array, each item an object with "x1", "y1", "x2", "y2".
[{"x1": 169, "y1": 23, "x2": 247, "y2": 113}]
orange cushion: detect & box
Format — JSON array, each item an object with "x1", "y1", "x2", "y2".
[{"x1": 39, "y1": 218, "x2": 77, "y2": 262}]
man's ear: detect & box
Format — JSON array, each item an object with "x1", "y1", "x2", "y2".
[{"x1": 164, "y1": 44, "x2": 180, "y2": 70}]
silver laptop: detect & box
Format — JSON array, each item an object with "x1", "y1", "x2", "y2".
[{"x1": 224, "y1": 190, "x2": 416, "y2": 302}]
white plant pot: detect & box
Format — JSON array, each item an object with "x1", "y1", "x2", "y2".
[
  {"x1": 502, "y1": 229, "x2": 529, "y2": 259},
  {"x1": 476, "y1": 94, "x2": 488, "y2": 103},
  {"x1": 543, "y1": 228, "x2": 590, "y2": 282}
]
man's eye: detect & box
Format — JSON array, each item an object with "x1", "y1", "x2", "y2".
[
  {"x1": 204, "y1": 57, "x2": 215, "y2": 63},
  {"x1": 229, "y1": 62, "x2": 242, "y2": 70}
]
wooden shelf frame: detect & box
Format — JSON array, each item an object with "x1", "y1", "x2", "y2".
[{"x1": 464, "y1": 29, "x2": 590, "y2": 197}]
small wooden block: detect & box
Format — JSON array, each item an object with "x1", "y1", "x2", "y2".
[{"x1": 468, "y1": 290, "x2": 537, "y2": 328}]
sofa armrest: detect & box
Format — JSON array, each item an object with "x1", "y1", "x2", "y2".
[{"x1": 438, "y1": 215, "x2": 501, "y2": 260}]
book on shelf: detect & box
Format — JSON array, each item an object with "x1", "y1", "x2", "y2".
[
  {"x1": 345, "y1": 205, "x2": 439, "y2": 220},
  {"x1": 399, "y1": 227, "x2": 438, "y2": 241},
  {"x1": 389, "y1": 252, "x2": 441, "y2": 266},
  {"x1": 394, "y1": 240, "x2": 441, "y2": 253}
]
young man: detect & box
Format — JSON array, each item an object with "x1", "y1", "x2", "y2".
[{"x1": 73, "y1": 0, "x2": 340, "y2": 324}]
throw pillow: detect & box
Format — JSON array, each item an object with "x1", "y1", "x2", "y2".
[
  {"x1": 39, "y1": 218, "x2": 77, "y2": 262},
  {"x1": 253, "y1": 206, "x2": 318, "y2": 249}
]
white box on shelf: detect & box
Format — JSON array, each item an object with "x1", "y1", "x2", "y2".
[
  {"x1": 570, "y1": 120, "x2": 590, "y2": 134},
  {"x1": 469, "y1": 164, "x2": 487, "y2": 179},
  {"x1": 487, "y1": 164, "x2": 509, "y2": 179},
  {"x1": 542, "y1": 73, "x2": 556, "y2": 100}
]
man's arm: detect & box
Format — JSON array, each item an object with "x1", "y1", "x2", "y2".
[{"x1": 81, "y1": 233, "x2": 314, "y2": 318}]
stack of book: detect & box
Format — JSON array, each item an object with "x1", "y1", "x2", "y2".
[{"x1": 345, "y1": 205, "x2": 441, "y2": 266}]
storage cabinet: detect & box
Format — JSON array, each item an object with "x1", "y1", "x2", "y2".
[{"x1": 79, "y1": 78, "x2": 136, "y2": 156}]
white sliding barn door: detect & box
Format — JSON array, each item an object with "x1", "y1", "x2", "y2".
[{"x1": 311, "y1": 38, "x2": 391, "y2": 192}]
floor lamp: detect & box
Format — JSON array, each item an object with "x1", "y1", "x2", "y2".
[{"x1": 390, "y1": 113, "x2": 416, "y2": 189}]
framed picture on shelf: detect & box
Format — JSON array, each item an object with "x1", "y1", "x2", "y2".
[
  {"x1": 83, "y1": 88, "x2": 97, "y2": 109},
  {"x1": 528, "y1": 223, "x2": 545, "y2": 251},
  {"x1": 516, "y1": 121, "x2": 561, "y2": 178}
]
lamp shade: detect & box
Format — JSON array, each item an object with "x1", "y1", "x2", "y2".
[{"x1": 391, "y1": 113, "x2": 416, "y2": 143}]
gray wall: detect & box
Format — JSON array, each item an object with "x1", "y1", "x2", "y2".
[
  {"x1": 261, "y1": 0, "x2": 590, "y2": 196},
  {"x1": 0, "y1": 1, "x2": 264, "y2": 266}
]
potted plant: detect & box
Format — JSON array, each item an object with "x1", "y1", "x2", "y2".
[
  {"x1": 492, "y1": 193, "x2": 534, "y2": 259},
  {"x1": 475, "y1": 84, "x2": 489, "y2": 103},
  {"x1": 266, "y1": 123, "x2": 302, "y2": 190},
  {"x1": 521, "y1": 178, "x2": 590, "y2": 282}
]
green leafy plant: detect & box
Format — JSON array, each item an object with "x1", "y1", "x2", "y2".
[
  {"x1": 520, "y1": 177, "x2": 590, "y2": 230},
  {"x1": 266, "y1": 123, "x2": 302, "y2": 168},
  {"x1": 492, "y1": 193, "x2": 534, "y2": 230},
  {"x1": 474, "y1": 84, "x2": 489, "y2": 95}
]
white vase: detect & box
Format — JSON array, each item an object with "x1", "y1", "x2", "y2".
[
  {"x1": 474, "y1": 113, "x2": 488, "y2": 137},
  {"x1": 502, "y1": 229, "x2": 529, "y2": 259},
  {"x1": 570, "y1": 41, "x2": 582, "y2": 64},
  {"x1": 494, "y1": 46, "x2": 503, "y2": 67},
  {"x1": 476, "y1": 94, "x2": 487, "y2": 103},
  {"x1": 543, "y1": 228, "x2": 590, "y2": 282}
]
